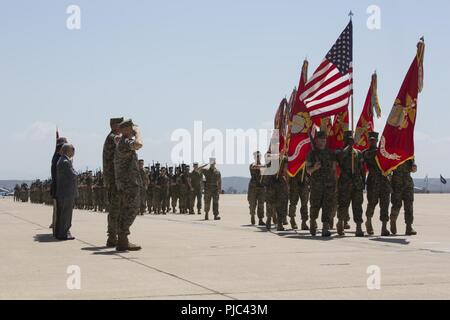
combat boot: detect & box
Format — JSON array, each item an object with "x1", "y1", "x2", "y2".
[
  {"x1": 365, "y1": 218, "x2": 374, "y2": 236},
  {"x1": 290, "y1": 218, "x2": 298, "y2": 230},
  {"x1": 277, "y1": 221, "x2": 285, "y2": 232},
  {"x1": 406, "y1": 224, "x2": 417, "y2": 236},
  {"x1": 310, "y1": 220, "x2": 317, "y2": 236},
  {"x1": 116, "y1": 234, "x2": 142, "y2": 252},
  {"x1": 390, "y1": 216, "x2": 398, "y2": 235},
  {"x1": 381, "y1": 222, "x2": 390, "y2": 236},
  {"x1": 282, "y1": 216, "x2": 288, "y2": 226},
  {"x1": 106, "y1": 234, "x2": 117, "y2": 248},
  {"x1": 336, "y1": 220, "x2": 345, "y2": 236},
  {"x1": 258, "y1": 219, "x2": 266, "y2": 226},
  {"x1": 198, "y1": 210, "x2": 201, "y2": 215},
  {"x1": 205, "y1": 212, "x2": 209, "y2": 221},
  {"x1": 251, "y1": 216, "x2": 256, "y2": 225},
  {"x1": 301, "y1": 220, "x2": 309, "y2": 231},
  {"x1": 344, "y1": 221, "x2": 351, "y2": 230},
  {"x1": 266, "y1": 217, "x2": 272, "y2": 230},
  {"x1": 322, "y1": 223, "x2": 331, "y2": 237},
  {"x1": 355, "y1": 223, "x2": 365, "y2": 237},
  {"x1": 214, "y1": 215, "x2": 221, "y2": 221}
]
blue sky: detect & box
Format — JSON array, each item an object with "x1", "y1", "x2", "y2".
[{"x1": 1, "y1": 0, "x2": 449, "y2": 179}]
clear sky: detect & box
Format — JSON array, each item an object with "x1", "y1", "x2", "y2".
[{"x1": 1, "y1": 0, "x2": 449, "y2": 179}]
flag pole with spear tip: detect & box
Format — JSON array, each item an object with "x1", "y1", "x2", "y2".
[{"x1": 348, "y1": 10, "x2": 355, "y2": 175}]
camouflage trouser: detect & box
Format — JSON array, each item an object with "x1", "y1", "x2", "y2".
[
  {"x1": 153, "y1": 189, "x2": 161, "y2": 213},
  {"x1": 186, "y1": 189, "x2": 194, "y2": 212},
  {"x1": 366, "y1": 176, "x2": 391, "y2": 222},
  {"x1": 117, "y1": 185, "x2": 140, "y2": 236},
  {"x1": 179, "y1": 186, "x2": 188, "y2": 211},
  {"x1": 171, "y1": 188, "x2": 179, "y2": 211},
  {"x1": 288, "y1": 181, "x2": 309, "y2": 221},
  {"x1": 161, "y1": 190, "x2": 169, "y2": 212},
  {"x1": 147, "y1": 188, "x2": 153, "y2": 212},
  {"x1": 309, "y1": 182, "x2": 335, "y2": 224},
  {"x1": 267, "y1": 186, "x2": 288, "y2": 221},
  {"x1": 139, "y1": 187, "x2": 147, "y2": 214},
  {"x1": 247, "y1": 183, "x2": 265, "y2": 219},
  {"x1": 204, "y1": 188, "x2": 220, "y2": 216},
  {"x1": 88, "y1": 190, "x2": 94, "y2": 209},
  {"x1": 391, "y1": 175, "x2": 414, "y2": 225},
  {"x1": 107, "y1": 184, "x2": 121, "y2": 236},
  {"x1": 337, "y1": 181, "x2": 364, "y2": 224},
  {"x1": 192, "y1": 188, "x2": 202, "y2": 211}
]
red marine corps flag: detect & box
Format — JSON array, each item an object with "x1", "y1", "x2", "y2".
[
  {"x1": 328, "y1": 110, "x2": 349, "y2": 151},
  {"x1": 354, "y1": 72, "x2": 381, "y2": 151},
  {"x1": 287, "y1": 60, "x2": 313, "y2": 177},
  {"x1": 300, "y1": 21, "x2": 353, "y2": 119},
  {"x1": 377, "y1": 38, "x2": 425, "y2": 175}
]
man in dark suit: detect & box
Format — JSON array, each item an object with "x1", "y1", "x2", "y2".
[
  {"x1": 50, "y1": 137, "x2": 68, "y2": 230},
  {"x1": 54, "y1": 144, "x2": 78, "y2": 240}
]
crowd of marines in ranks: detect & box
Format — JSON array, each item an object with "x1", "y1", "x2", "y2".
[
  {"x1": 250, "y1": 129, "x2": 417, "y2": 238},
  {"x1": 13, "y1": 183, "x2": 33, "y2": 203},
  {"x1": 22, "y1": 162, "x2": 222, "y2": 218}
]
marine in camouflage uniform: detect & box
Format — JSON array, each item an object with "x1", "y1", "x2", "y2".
[
  {"x1": 147, "y1": 166, "x2": 156, "y2": 213},
  {"x1": 288, "y1": 168, "x2": 310, "y2": 231},
  {"x1": 390, "y1": 159, "x2": 417, "y2": 236},
  {"x1": 247, "y1": 151, "x2": 265, "y2": 226},
  {"x1": 190, "y1": 163, "x2": 203, "y2": 215},
  {"x1": 103, "y1": 117, "x2": 123, "y2": 247},
  {"x1": 114, "y1": 119, "x2": 143, "y2": 251},
  {"x1": 262, "y1": 157, "x2": 289, "y2": 231},
  {"x1": 306, "y1": 131, "x2": 337, "y2": 237},
  {"x1": 171, "y1": 167, "x2": 182, "y2": 213},
  {"x1": 138, "y1": 160, "x2": 150, "y2": 215},
  {"x1": 93, "y1": 171, "x2": 106, "y2": 212},
  {"x1": 85, "y1": 171, "x2": 94, "y2": 210},
  {"x1": 156, "y1": 167, "x2": 170, "y2": 214},
  {"x1": 167, "y1": 167, "x2": 175, "y2": 212},
  {"x1": 20, "y1": 183, "x2": 29, "y2": 202},
  {"x1": 363, "y1": 132, "x2": 391, "y2": 236},
  {"x1": 180, "y1": 165, "x2": 194, "y2": 214},
  {"x1": 335, "y1": 131, "x2": 365, "y2": 237},
  {"x1": 201, "y1": 159, "x2": 222, "y2": 221},
  {"x1": 152, "y1": 163, "x2": 161, "y2": 213},
  {"x1": 14, "y1": 184, "x2": 20, "y2": 202}
]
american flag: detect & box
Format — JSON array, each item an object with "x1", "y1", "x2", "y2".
[{"x1": 300, "y1": 21, "x2": 353, "y2": 119}]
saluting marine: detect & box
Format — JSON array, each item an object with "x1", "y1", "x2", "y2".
[{"x1": 114, "y1": 119, "x2": 143, "y2": 252}]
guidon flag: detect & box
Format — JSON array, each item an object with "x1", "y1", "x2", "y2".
[
  {"x1": 354, "y1": 72, "x2": 382, "y2": 151},
  {"x1": 376, "y1": 38, "x2": 425, "y2": 175},
  {"x1": 287, "y1": 60, "x2": 313, "y2": 177}
]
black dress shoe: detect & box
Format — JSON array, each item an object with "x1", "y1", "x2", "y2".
[{"x1": 56, "y1": 236, "x2": 75, "y2": 241}]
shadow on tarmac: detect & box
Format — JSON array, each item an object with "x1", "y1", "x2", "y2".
[{"x1": 33, "y1": 234, "x2": 59, "y2": 243}]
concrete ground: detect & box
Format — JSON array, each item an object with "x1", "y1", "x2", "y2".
[{"x1": 1, "y1": 194, "x2": 450, "y2": 300}]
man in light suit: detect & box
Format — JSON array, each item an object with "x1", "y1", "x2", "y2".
[{"x1": 54, "y1": 144, "x2": 78, "y2": 240}]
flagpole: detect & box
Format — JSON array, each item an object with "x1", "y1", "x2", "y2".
[
  {"x1": 349, "y1": 10, "x2": 354, "y2": 132},
  {"x1": 348, "y1": 11, "x2": 355, "y2": 174}
]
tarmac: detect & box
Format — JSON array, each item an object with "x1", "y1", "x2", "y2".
[{"x1": 1, "y1": 194, "x2": 450, "y2": 300}]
